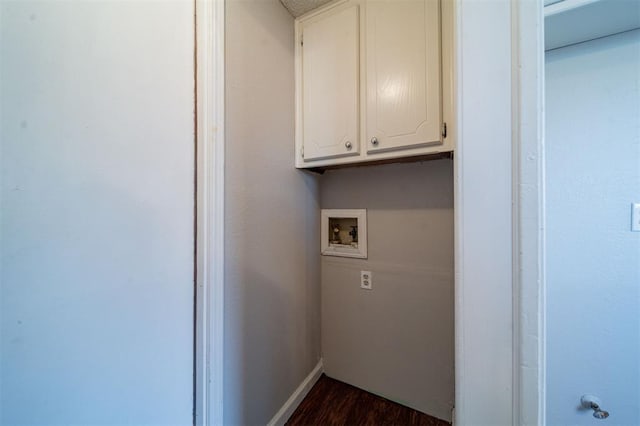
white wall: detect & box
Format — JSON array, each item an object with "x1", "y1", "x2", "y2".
[
  {"x1": 224, "y1": 0, "x2": 322, "y2": 424},
  {"x1": 455, "y1": 1, "x2": 514, "y2": 424},
  {"x1": 0, "y1": 1, "x2": 195, "y2": 423},
  {"x1": 320, "y1": 161, "x2": 454, "y2": 422},
  {"x1": 545, "y1": 29, "x2": 640, "y2": 425}
]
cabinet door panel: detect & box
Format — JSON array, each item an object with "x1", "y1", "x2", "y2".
[
  {"x1": 366, "y1": 0, "x2": 441, "y2": 153},
  {"x1": 302, "y1": 4, "x2": 360, "y2": 161}
]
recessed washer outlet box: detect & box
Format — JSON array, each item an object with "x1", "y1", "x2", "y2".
[{"x1": 321, "y1": 209, "x2": 367, "y2": 259}]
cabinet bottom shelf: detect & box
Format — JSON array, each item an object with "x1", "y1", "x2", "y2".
[{"x1": 303, "y1": 150, "x2": 454, "y2": 174}]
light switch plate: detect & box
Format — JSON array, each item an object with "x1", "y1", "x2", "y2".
[{"x1": 632, "y1": 203, "x2": 640, "y2": 232}]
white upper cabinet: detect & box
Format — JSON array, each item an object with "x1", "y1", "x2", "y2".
[
  {"x1": 298, "y1": 3, "x2": 360, "y2": 162},
  {"x1": 295, "y1": 0, "x2": 452, "y2": 169},
  {"x1": 365, "y1": 0, "x2": 441, "y2": 154}
]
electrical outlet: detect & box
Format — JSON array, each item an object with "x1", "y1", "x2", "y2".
[
  {"x1": 360, "y1": 271, "x2": 372, "y2": 290},
  {"x1": 632, "y1": 203, "x2": 640, "y2": 232}
]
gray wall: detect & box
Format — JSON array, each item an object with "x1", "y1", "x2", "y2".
[
  {"x1": 224, "y1": 0, "x2": 321, "y2": 424},
  {"x1": 545, "y1": 30, "x2": 640, "y2": 425},
  {"x1": 320, "y1": 160, "x2": 455, "y2": 421},
  {"x1": 1, "y1": 1, "x2": 194, "y2": 423}
]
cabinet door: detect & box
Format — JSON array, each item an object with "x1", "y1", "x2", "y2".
[
  {"x1": 301, "y1": 3, "x2": 360, "y2": 162},
  {"x1": 365, "y1": 0, "x2": 441, "y2": 153}
]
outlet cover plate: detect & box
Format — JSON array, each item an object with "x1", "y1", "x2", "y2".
[{"x1": 361, "y1": 270, "x2": 372, "y2": 290}]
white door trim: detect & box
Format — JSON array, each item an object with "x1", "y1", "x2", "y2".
[
  {"x1": 453, "y1": 0, "x2": 545, "y2": 424},
  {"x1": 512, "y1": 0, "x2": 546, "y2": 424},
  {"x1": 195, "y1": 0, "x2": 225, "y2": 425}
]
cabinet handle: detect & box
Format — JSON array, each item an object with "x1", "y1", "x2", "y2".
[
  {"x1": 371, "y1": 137, "x2": 379, "y2": 146},
  {"x1": 345, "y1": 141, "x2": 352, "y2": 150}
]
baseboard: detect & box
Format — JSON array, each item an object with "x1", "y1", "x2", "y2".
[{"x1": 267, "y1": 359, "x2": 324, "y2": 426}]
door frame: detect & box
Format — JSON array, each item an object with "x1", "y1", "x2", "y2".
[
  {"x1": 511, "y1": 0, "x2": 546, "y2": 424},
  {"x1": 194, "y1": 0, "x2": 546, "y2": 424},
  {"x1": 194, "y1": 0, "x2": 225, "y2": 425},
  {"x1": 452, "y1": 0, "x2": 545, "y2": 424}
]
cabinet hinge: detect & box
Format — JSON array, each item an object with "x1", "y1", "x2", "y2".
[
  {"x1": 442, "y1": 122, "x2": 447, "y2": 138},
  {"x1": 301, "y1": 146, "x2": 304, "y2": 158},
  {"x1": 301, "y1": 34, "x2": 303, "y2": 46}
]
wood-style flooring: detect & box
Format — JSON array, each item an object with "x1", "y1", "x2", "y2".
[{"x1": 286, "y1": 374, "x2": 450, "y2": 426}]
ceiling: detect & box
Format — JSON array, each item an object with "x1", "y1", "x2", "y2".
[
  {"x1": 545, "y1": 0, "x2": 640, "y2": 50},
  {"x1": 279, "y1": 0, "x2": 333, "y2": 17}
]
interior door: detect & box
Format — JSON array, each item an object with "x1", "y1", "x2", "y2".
[
  {"x1": 0, "y1": 1, "x2": 195, "y2": 423},
  {"x1": 545, "y1": 29, "x2": 640, "y2": 425}
]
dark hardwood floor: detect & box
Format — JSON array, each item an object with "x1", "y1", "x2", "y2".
[{"x1": 286, "y1": 374, "x2": 450, "y2": 426}]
